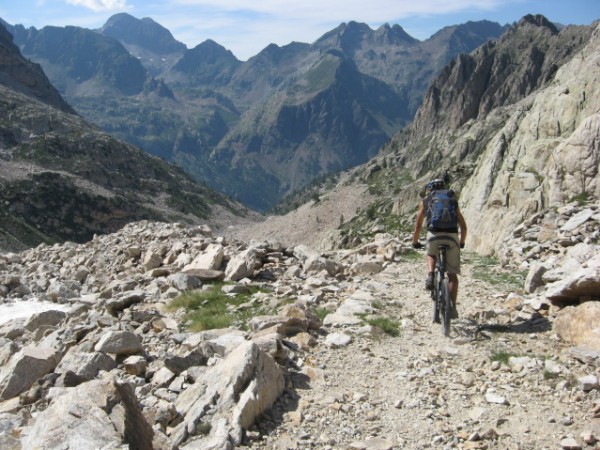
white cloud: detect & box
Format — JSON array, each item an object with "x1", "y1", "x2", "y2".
[{"x1": 65, "y1": 0, "x2": 130, "y2": 12}]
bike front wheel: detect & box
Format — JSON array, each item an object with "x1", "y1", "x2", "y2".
[{"x1": 441, "y1": 278, "x2": 452, "y2": 336}]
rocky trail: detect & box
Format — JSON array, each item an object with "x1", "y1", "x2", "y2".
[
  {"x1": 0, "y1": 204, "x2": 598, "y2": 450},
  {"x1": 242, "y1": 255, "x2": 600, "y2": 450}
]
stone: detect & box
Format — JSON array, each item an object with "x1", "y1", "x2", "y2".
[
  {"x1": 172, "y1": 341, "x2": 284, "y2": 447},
  {"x1": 105, "y1": 291, "x2": 145, "y2": 316},
  {"x1": 56, "y1": 350, "x2": 117, "y2": 380},
  {"x1": 94, "y1": 331, "x2": 143, "y2": 355},
  {"x1": 325, "y1": 332, "x2": 353, "y2": 348},
  {"x1": 123, "y1": 355, "x2": 147, "y2": 377},
  {"x1": 560, "y1": 437, "x2": 582, "y2": 450},
  {"x1": 485, "y1": 392, "x2": 508, "y2": 405},
  {"x1": 225, "y1": 248, "x2": 261, "y2": 281},
  {"x1": 348, "y1": 437, "x2": 396, "y2": 450},
  {"x1": 20, "y1": 379, "x2": 156, "y2": 449},
  {"x1": 142, "y1": 251, "x2": 163, "y2": 271},
  {"x1": 554, "y1": 302, "x2": 600, "y2": 350},
  {"x1": 561, "y1": 209, "x2": 594, "y2": 232},
  {"x1": 0, "y1": 345, "x2": 61, "y2": 400},
  {"x1": 183, "y1": 244, "x2": 224, "y2": 271},
  {"x1": 578, "y1": 374, "x2": 599, "y2": 391},
  {"x1": 168, "y1": 273, "x2": 202, "y2": 291},
  {"x1": 524, "y1": 262, "x2": 548, "y2": 293},
  {"x1": 182, "y1": 268, "x2": 225, "y2": 281},
  {"x1": 23, "y1": 309, "x2": 67, "y2": 331}
]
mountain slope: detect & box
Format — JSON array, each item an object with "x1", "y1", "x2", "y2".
[
  {"x1": 0, "y1": 24, "x2": 252, "y2": 252},
  {"x1": 307, "y1": 16, "x2": 598, "y2": 256},
  {"x1": 5, "y1": 15, "x2": 506, "y2": 211}
]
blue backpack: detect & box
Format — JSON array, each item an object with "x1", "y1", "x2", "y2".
[{"x1": 426, "y1": 189, "x2": 459, "y2": 232}]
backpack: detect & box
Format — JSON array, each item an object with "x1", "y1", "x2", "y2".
[{"x1": 425, "y1": 189, "x2": 459, "y2": 232}]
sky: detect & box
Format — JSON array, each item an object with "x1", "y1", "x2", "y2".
[{"x1": 1, "y1": 0, "x2": 599, "y2": 61}]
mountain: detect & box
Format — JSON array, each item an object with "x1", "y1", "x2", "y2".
[
  {"x1": 0, "y1": 23, "x2": 252, "y2": 252},
  {"x1": 313, "y1": 15, "x2": 598, "y2": 257},
  {"x1": 97, "y1": 12, "x2": 186, "y2": 76},
  {"x1": 6, "y1": 15, "x2": 507, "y2": 211},
  {"x1": 0, "y1": 23, "x2": 74, "y2": 113}
]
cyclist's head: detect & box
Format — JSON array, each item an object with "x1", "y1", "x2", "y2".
[{"x1": 426, "y1": 179, "x2": 445, "y2": 191}]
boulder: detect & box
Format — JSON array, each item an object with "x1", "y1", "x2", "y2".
[
  {"x1": 94, "y1": 331, "x2": 144, "y2": 356},
  {"x1": 554, "y1": 301, "x2": 600, "y2": 350},
  {"x1": 225, "y1": 248, "x2": 261, "y2": 281},
  {"x1": 20, "y1": 379, "x2": 158, "y2": 449},
  {"x1": 545, "y1": 256, "x2": 600, "y2": 301},
  {"x1": 0, "y1": 345, "x2": 61, "y2": 400},
  {"x1": 105, "y1": 290, "x2": 145, "y2": 316},
  {"x1": 183, "y1": 244, "x2": 224, "y2": 271},
  {"x1": 23, "y1": 309, "x2": 67, "y2": 332},
  {"x1": 172, "y1": 341, "x2": 284, "y2": 447},
  {"x1": 168, "y1": 273, "x2": 202, "y2": 291},
  {"x1": 55, "y1": 349, "x2": 117, "y2": 380}
]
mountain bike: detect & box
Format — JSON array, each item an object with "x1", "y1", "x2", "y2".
[{"x1": 431, "y1": 244, "x2": 455, "y2": 336}]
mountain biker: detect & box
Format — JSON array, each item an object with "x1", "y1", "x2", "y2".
[{"x1": 411, "y1": 179, "x2": 467, "y2": 317}]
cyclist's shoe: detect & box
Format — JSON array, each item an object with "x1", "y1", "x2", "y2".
[
  {"x1": 425, "y1": 272, "x2": 434, "y2": 290},
  {"x1": 433, "y1": 315, "x2": 441, "y2": 324},
  {"x1": 451, "y1": 308, "x2": 459, "y2": 319}
]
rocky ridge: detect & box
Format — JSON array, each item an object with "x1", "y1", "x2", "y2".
[{"x1": 0, "y1": 199, "x2": 598, "y2": 448}]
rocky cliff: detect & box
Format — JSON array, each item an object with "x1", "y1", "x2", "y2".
[{"x1": 323, "y1": 16, "x2": 598, "y2": 258}]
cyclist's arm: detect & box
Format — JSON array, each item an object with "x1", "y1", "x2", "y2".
[
  {"x1": 457, "y1": 208, "x2": 467, "y2": 246},
  {"x1": 412, "y1": 201, "x2": 425, "y2": 245}
]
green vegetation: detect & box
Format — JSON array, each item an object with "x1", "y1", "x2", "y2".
[
  {"x1": 490, "y1": 349, "x2": 518, "y2": 365},
  {"x1": 315, "y1": 307, "x2": 332, "y2": 321},
  {"x1": 570, "y1": 191, "x2": 591, "y2": 206},
  {"x1": 166, "y1": 283, "x2": 274, "y2": 331},
  {"x1": 469, "y1": 253, "x2": 526, "y2": 290},
  {"x1": 365, "y1": 316, "x2": 400, "y2": 337}
]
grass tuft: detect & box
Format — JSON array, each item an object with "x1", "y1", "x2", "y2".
[{"x1": 166, "y1": 283, "x2": 271, "y2": 331}]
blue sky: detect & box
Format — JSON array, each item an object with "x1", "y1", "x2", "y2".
[{"x1": 1, "y1": 0, "x2": 598, "y2": 60}]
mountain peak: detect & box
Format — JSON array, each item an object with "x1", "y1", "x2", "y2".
[
  {"x1": 516, "y1": 14, "x2": 559, "y2": 33},
  {"x1": 99, "y1": 13, "x2": 186, "y2": 54}
]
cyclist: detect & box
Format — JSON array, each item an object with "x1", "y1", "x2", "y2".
[{"x1": 411, "y1": 179, "x2": 467, "y2": 317}]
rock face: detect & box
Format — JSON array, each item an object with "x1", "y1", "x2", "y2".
[{"x1": 338, "y1": 18, "x2": 599, "y2": 262}]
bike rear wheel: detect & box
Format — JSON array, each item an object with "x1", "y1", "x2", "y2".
[{"x1": 441, "y1": 278, "x2": 452, "y2": 336}]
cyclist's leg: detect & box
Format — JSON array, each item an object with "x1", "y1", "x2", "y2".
[
  {"x1": 448, "y1": 273, "x2": 458, "y2": 305},
  {"x1": 425, "y1": 233, "x2": 437, "y2": 290}
]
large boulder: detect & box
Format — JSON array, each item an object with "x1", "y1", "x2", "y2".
[
  {"x1": 171, "y1": 341, "x2": 284, "y2": 448},
  {"x1": 225, "y1": 248, "x2": 262, "y2": 281},
  {"x1": 554, "y1": 301, "x2": 600, "y2": 350},
  {"x1": 545, "y1": 253, "x2": 600, "y2": 301},
  {"x1": 20, "y1": 379, "x2": 159, "y2": 449},
  {"x1": 94, "y1": 331, "x2": 144, "y2": 356},
  {"x1": 183, "y1": 244, "x2": 225, "y2": 271},
  {"x1": 0, "y1": 345, "x2": 62, "y2": 400}
]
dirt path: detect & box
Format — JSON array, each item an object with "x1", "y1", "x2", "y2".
[{"x1": 242, "y1": 255, "x2": 599, "y2": 450}]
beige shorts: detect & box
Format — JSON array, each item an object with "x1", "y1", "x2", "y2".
[{"x1": 426, "y1": 232, "x2": 461, "y2": 274}]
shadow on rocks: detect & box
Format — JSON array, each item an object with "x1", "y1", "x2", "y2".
[
  {"x1": 452, "y1": 316, "x2": 552, "y2": 340},
  {"x1": 243, "y1": 361, "x2": 310, "y2": 444}
]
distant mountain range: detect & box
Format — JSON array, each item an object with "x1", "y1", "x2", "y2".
[
  {"x1": 3, "y1": 14, "x2": 507, "y2": 211},
  {"x1": 0, "y1": 23, "x2": 251, "y2": 252}
]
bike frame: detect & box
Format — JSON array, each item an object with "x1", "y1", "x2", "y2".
[{"x1": 431, "y1": 244, "x2": 453, "y2": 336}]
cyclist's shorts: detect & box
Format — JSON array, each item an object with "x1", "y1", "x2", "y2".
[{"x1": 426, "y1": 232, "x2": 461, "y2": 274}]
